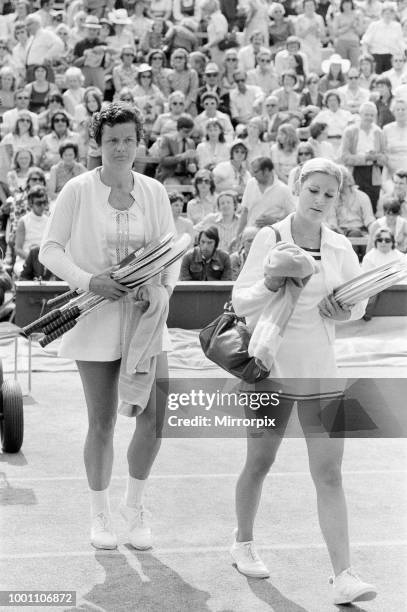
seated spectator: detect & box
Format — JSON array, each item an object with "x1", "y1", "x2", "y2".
[
  {"x1": 300, "y1": 73, "x2": 324, "y2": 109},
  {"x1": 112, "y1": 45, "x2": 139, "y2": 94},
  {"x1": 165, "y1": 48, "x2": 199, "y2": 115},
  {"x1": 189, "y1": 52, "x2": 207, "y2": 88},
  {"x1": 72, "y1": 15, "x2": 109, "y2": 93},
  {"x1": 331, "y1": 0, "x2": 364, "y2": 68},
  {"x1": 196, "y1": 62, "x2": 230, "y2": 116},
  {"x1": 155, "y1": 114, "x2": 198, "y2": 185},
  {"x1": 221, "y1": 49, "x2": 239, "y2": 94},
  {"x1": 2, "y1": 112, "x2": 41, "y2": 170},
  {"x1": 140, "y1": 17, "x2": 170, "y2": 56},
  {"x1": 62, "y1": 66, "x2": 86, "y2": 117},
  {"x1": 147, "y1": 49, "x2": 171, "y2": 98},
  {"x1": 230, "y1": 225, "x2": 259, "y2": 280},
  {"x1": 241, "y1": 117, "x2": 271, "y2": 164},
  {"x1": 273, "y1": 70, "x2": 301, "y2": 112},
  {"x1": 40, "y1": 111, "x2": 79, "y2": 171},
  {"x1": 48, "y1": 142, "x2": 87, "y2": 202},
  {"x1": 327, "y1": 166, "x2": 375, "y2": 243},
  {"x1": 382, "y1": 53, "x2": 407, "y2": 90},
  {"x1": 319, "y1": 54, "x2": 349, "y2": 94},
  {"x1": 131, "y1": 63, "x2": 165, "y2": 116},
  {"x1": 14, "y1": 185, "x2": 49, "y2": 277},
  {"x1": 314, "y1": 90, "x2": 354, "y2": 152},
  {"x1": 361, "y1": 2, "x2": 404, "y2": 74},
  {"x1": 194, "y1": 190, "x2": 240, "y2": 252},
  {"x1": 237, "y1": 155, "x2": 294, "y2": 236},
  {"x1": 1, "y1": 88, "x2": 39, "y2": 136},
  {"x1": 180, "y1": 226, "x2": 232, "y2": 280},
  {"x1": 358, "y1": 53, "x2": 378, "y2": 91},
  {"x1": 373, "y1": 76, "x2": 395, "y2": 127},
  {"x1": 337, "y1": 67, "x2": 370, "y2": 114},
  {"x1": 194, "y1": 91, "x2": 234, "y2": 143},
  {"x1": 196, "y1": 119, "x2": 230, "y2": 171},
  {"x1": 340, "y1": 101, "x2": 386, "y2": 213},
  {"x1": 212, "y1": 140, "x2": 252, "y2": 196},
  {"x1": 307, "y1": 120, "x2": 336, "y2": 161},
  {"x1": 267, "y1": 2, "x2": 295, "y2": 57},
  {"x1": 106, "y1": 9, "x2": 134, "y2": 52},
  {"x1": 258, "y1": 95, "x2": 290, "y2": 142},
  {"x1": 381, "y1": 170, "x2": 407, "y2": 218},
  {"x1": 229, "y1": 70, "x2": 265, "y2": 126},
  {"x1": 7, "y1": 148, "x2": 35, "y2": 195},
  {"x1": 168, "y1": 191, "x2": 195, "y2": 245},
  {"x1": 24, "y1": 14, "x2": 64, "y2": 83},
  {"x1": 150, "y1": 90, "x2": 189, "y2": 142},
  {"x1": 362, "y1": 228, "x2": 405, "y2": 268},
  {"x1": 367, "y1": 198, "x2": 407, "y2": 253},
  {"x1": 295, "y1": 0, "x2": 325, "y2": 74},
  {"x1": 246, "y1": 49, "x2": 279, "y2": 97},
  {"x1": 287, "y1": 142, "x2": 315, "y2": 200},
  {"x1": 20, "y1": 245, "x2": 56, "y2": 280},
  {"x1": 238, "y1": 31, "x2": 269, "y2": 74},
  {"x1": 270, "y1": 123, "x2": 299, "y2": 184},
  {"x1": 12, "y1": 23, "x2": 30, "y2": 85},
  {"x1": 24, "y1": 64, "x2": 59, "y2": 115},
  {"x1": 0, "y1": 66, "x2": 17, "y2": 117},
  {"x1": 186, "y1": 169, "x2": 217, "y2": 223},
  {"x1": 38, "y1": 92, "x2": 71, "y2": 138},
  {"x1": 383, "y1": 98, "x2": 407, "y2": 178},
  {"x1": 274, "y1": 36, "x2": 309, "y2": 79}
]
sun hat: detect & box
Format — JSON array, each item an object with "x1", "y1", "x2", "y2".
[
  {"x1": 84, "y1": 15, "x2": 101, "y2": 29},
  {"x1": 321, "y1": 53, "x2": 351, "y2": 75},
  {"x1": 108, "y1": 9, "x2": 132, "y2": 25},
  {"x1": 204, "y1": 62, "x2": 220, "y2": 74},
  {"x1": 138, "y1": 63, "x2": 153, "y2": 74}
]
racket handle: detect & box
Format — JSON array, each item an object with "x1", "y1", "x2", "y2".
[
  {"x1": 22, "y1": 309, "x2": 61, "y2": 336},
  {"x1": 46, "y1": 289, "x2": 79, "y2": 308},
  {"x1": 42, "y1": 306, "x2": 80, "y2": 334},
  {"x1": 39, "y1": 319, "x2": 77, "y2": 348}
]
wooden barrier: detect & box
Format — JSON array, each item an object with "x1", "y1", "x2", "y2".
[{"x1": 14, "y1": 280, "x2": 407, "y2": 329}]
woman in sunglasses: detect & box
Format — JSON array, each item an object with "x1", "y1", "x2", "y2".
[
  {"x1": 112, "y1": 46, "x2": 139, "y2": 94},
  {"x1": 39, "y1": 102, "x2": 179, "y2": 553},
  {"x1": 367, "y1": 197, "x2": 407, "y2": 252},
  {"x1": 2, "y1": 111, "x2": 41, "y2": 168},
  {"x1": 40, "y1": 111, "x2": 78, "y2": 170},
  {"x1": 186, "y1": 168, "x2": 217, "y2": 223}
]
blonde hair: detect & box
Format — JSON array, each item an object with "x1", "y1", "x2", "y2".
[{"x1": 299, "y1": 157, "x2": 343, "y2": 189}]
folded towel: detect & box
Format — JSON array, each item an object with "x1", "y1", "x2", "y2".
[
  {"x1": 118, "y1": 284, "x2": 169, "y2": 417},
  {"x1": 248, "y1": 242, "x2": 317, "y2": 370}
]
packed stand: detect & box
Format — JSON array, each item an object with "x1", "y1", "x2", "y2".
[{"x1": 0, "y1": 0, "x2": 406, "y2": 296}]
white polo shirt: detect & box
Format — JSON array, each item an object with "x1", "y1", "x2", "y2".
[{"x1": 242, "y1": 176, "x2": 295, "y2": 225}]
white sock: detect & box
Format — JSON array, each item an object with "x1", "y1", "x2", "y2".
[
  {"x1": 125, "y1": 476, "x2": 147, "y2": 507},
  {"x1": 89, "y1": 488, "x2": 110, "y2": 518}
]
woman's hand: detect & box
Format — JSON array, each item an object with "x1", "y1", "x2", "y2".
[
  {"x1": 318, "y1": 293, "x2": 352, "y2": 321},
  {"x1": 264, "y1": 274, "x2": 286, "y2": 292},
  {"x1": 89, "y1": 269, "x2": 129, "y2": 301}
]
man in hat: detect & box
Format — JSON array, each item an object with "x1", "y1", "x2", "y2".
[
  {"x1": 25, "y1": 14, "x2": 64, "y2": 82},
  {"x1": 73, "y1": 16, "x2": 108, "y2": 92},
  {"x1": 197, "y1": 62, "x2": 230, "y2": 114},
  {"x1": 246, "y1": 49, "x2": 279, "y2": 96},
  {"x1": 194, "y1": 91, "x2": 234, "y2": 142}
]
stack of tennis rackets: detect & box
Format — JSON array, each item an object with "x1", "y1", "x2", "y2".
[
  {"x1": 22, "y1": 232, "x2": 190, "y2": 348},
  {"x1": 334, "y1": 260, "x2": 407, "y2": 307}
]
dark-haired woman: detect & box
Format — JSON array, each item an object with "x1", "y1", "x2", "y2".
[
  {"x1": 367, "y1": 198, "x2": 407, "y2": 252},
  {"x1": 300, "y1": 73, "x2": 324, "y2": 108},
  {"x1": 39, "y1": 103, "x2": 179, "y2": 552},
  {"x1": 24, "y1": 64, "x2": 59, "y2": 114},
  {"x1": 196, "y1": 118, "x2": 230, "y2": 170},
  {"x1": 48, "y1": 141, "x2": 87, "y2": 201},
  {"x1": 40, "y1": 111, "x2": 78, "y2": 171},
  {"x1": 373, "y1": 76, "x2": 395, "y2": 128},
  {"x1": 186, "y1": 168, "x2": 217, "y2": 223},
  {"x1": 38, "y1": 92, "x2": 69, "y2": 138},
  {"x1": 331, "y1": 0, "x2": 364, "y2": 67}
]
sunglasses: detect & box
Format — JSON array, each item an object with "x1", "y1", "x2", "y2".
[
  {"x1": 32, "y1": 199, "x2": 47, "y2": 206},
  {"x1": 16, "y1": 96, "x2": 29, "y2": 100},
  {"x1": 376, "y1": 238, "x2": 392, "y2": 243},
  {"x1": 196, "y1": 178, "x2": 211, "y2": 183},
  {"x1": 151, "y1": 56, "x2": 163, "y2": 60},
  {"x1": 235, "y1": 79, "x2": 245, "y2": 83},
  {"x1": 348, "y1": 76, "x2": 359, "y2": 80},
  {"x1": 385, "y1": 210, "x2": 397, "y2": 215},
  {"x1": 140, "y1": 74, "x2": 152, "y2": 78},
  {"x1": 122, "y1": 52, "x2": 135, "y2": 57},
  {"x1": 298, "y1": 152, "x2": 312, "y2": 156},
  {"x1": 226, "y1": 57, "x2": 237, "y2": 61},
  {"x1": 18, "y1": 118, "x2": 31, "y2": 122},
  {"x1": 121, "y1": 97, "x2": 133, "y2": 101},
  {"x1": 233, "y1": 148, "x2": 246, "y2": 153},
  {"x1": 171, "y1": 101, "x2": 184, "y2": 105},
  {"x1": 30, "y1": 177, "x2": 43, "y2": 181},
  {"x1": 54, "y1": 118, "x2": 67, "y2": 123},
  {"x1": 266, "y1": 103, "x2": 277, "y2": 107},
  {"x1": 173, "y1": 56, "x2": 185, "y2": 60},
  {"x1": 259, "y1": 59, "x2": 271, "y2": 63},
  {"x1": 206, "y1": 73, "x2": 218, "y2": 76}
]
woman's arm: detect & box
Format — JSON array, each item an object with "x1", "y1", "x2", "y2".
[
  {"x1": 48, "y1": 165, "x2": 57, "y2": 201},
  {"x1": 15, "y1": 218, "x2": 27, "y2": 260}
]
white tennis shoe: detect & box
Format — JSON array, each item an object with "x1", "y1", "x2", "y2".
[
  {"x1": 330, "y1": 567, "x2": 377, "y2": 604},
  {"x1": 119, "y1": 501, "x2": 152, "y2": 550},
  {"x1": 230, "y1": 531, "x2": 270, "y2": 578},
  {"x1": 90, "y1": 512, "x2": 117, "y2": 550}
]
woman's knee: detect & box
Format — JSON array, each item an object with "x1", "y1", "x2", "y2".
[
  {"x1": 88, "y1": 414, "x2": 117, "y2": 439},
  {"x1": 311, "y1": 463, "x2": 343, "y2": 488},
  {"x1": 245, "y1": 447, "x2": 277, "y2": 477}
]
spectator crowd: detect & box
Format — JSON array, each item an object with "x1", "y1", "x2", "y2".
[{"x1": 0, "y1": 0, "x2": 406, "y2": 294}]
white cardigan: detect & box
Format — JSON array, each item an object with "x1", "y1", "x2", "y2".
[
  {"x1": 40, "y1": 168, "x2": 179, "y2": 291},
  {"x1": 232, "y1": 213, "x2": 366, "y2": 344}
]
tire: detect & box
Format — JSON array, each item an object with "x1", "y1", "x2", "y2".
[{"x1": 1, "y1": 380, "x2": 24, "y2": 453}]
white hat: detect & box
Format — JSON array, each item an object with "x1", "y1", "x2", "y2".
[
  {"x1": 321, "y1": 53, "x2": 351, "y2": 75},
  {"x1": 108, "y1": 9, "x2": 132, "y2": 25},
  {"x1": 84, "y1": 15, "x2": 101, "y2": 29}
]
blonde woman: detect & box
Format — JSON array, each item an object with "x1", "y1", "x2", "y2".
[{"x1": 231, "y1": 157, "x2": 377, "y2": 606}]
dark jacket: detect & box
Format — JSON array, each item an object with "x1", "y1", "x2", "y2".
[
  {"x1": 155, "y1": 132, "x2": 197, "y2": 183},
  {"x1": 180, "y1": 246, "x2": 232, "y2": 280}
]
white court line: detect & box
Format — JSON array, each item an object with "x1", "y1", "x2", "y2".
[
  {"x1": 3, "y1": 470, "x2": 407, "y2": 483},
  {"x1": 1, "y1": 541, "x2": 406, "y2": 561}
]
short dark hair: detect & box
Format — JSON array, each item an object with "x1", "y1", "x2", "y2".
[
  {"x1": 176, "y1": 114, "x2": 195, "y2": 130},
  {"x1": 198, "y1": 226, "x2": 219, "y2": 249},
  {"x1": 309, "y1": 120, "x2": 328, "y2": 139},
  {"x1": 394, "y1": 169, "x2": 407, "y2": 181},
  {"x1": 92, "y1": 102, "x2": 144, "y2": 146},
  {"x1": 27, "y1": 185, "x2": 48, "y2": 204},
  {"x1": 375, "y1": 76, "x2": 392, "y2": 90},
  {"x1": 59, "y1": 141, "x2": 79, "y2": 159},
  {"x1": 51, "y1": 111, "x2": 70, "y2": 131},
  {"x1": 205, "y1": 118, "x2": 225, "y2": 143},
  {"x1": 45, "y1": 92, "x2": 63, "y2": 106},
  {"x1": 193, "y1": 169, "x2": 215, "y2": 194},
  {"x1": 251, "y1": 156, "x2": 274, "y2": 172},
  {"x1": 340, "y1": 0, "x2": 355, "y2": 11},
  {"x1": 383, "y1": 197, "x2": 401, "y2": 215}
]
